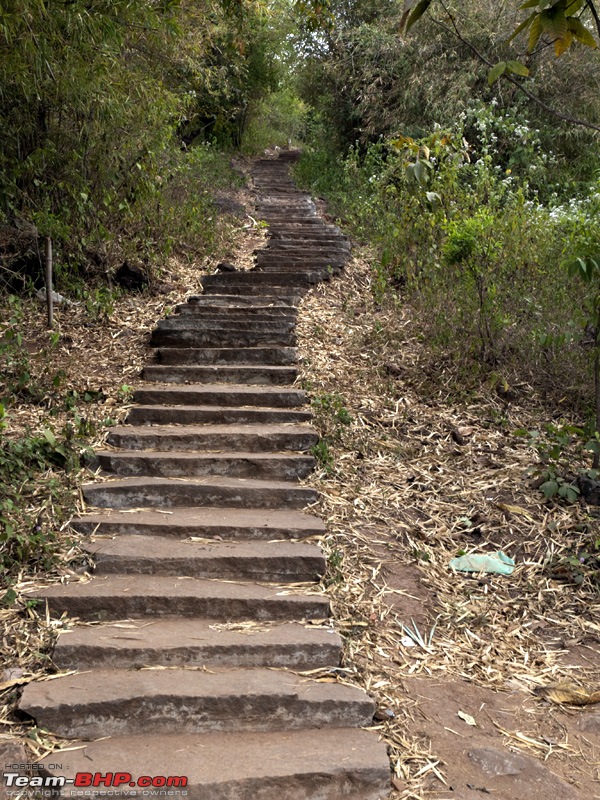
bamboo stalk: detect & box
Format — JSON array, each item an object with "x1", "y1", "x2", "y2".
[{"x1": 45, "y1": 235, "x2": 53, "y2": 329}]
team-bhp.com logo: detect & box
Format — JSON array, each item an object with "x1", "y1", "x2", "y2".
[{"x1": 3, "y1": 769, "x2": 189, "y2": 796}]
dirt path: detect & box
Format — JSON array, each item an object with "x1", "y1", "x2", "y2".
[{"x1": 296, "y1": 247, "x2": 600, "y2": 798}]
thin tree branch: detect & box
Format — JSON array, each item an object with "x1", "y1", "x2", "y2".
[
  {"x1": 433, "y1": 1, "x2": 600, "y2": 134},
  {"x1": 586, "y1": 0, "x2": 600, "y2": 40}
]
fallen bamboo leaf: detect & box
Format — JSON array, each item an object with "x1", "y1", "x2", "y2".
[{"x1": 535, "y1": 683, "x2": 600, "y2": 706}]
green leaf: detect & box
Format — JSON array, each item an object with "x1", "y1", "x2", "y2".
[
  {"x1": 42, "y1": 428, "x2": 56, "y2": 447},
  {"x1": 2, "y1": 588, "x2": 17, "y2": 606},
  {"x1": 506, "y1": 60, "x2": 530, "y2": 77},
  {"x1": 567, "y1": 17, "x2": 598, "y2": 48},
  {"x1": 404, "y1": 0, "x2": 432, "y2": 31},
  {"x1": 565, "y1": 0, "x2": 586, "y2": 13},
  {"x1": 507, "y1": 12, "x2": 538, "y2": 43},
  {"x1": 488, "y1": 61, "x2": 507, "y2": 85},
  {"x1": 541, "y1": 479, "x2": 559, "y2": 498},
  {"x1": 528, "y1": 12, "x2": 544, "y2": 51},
  {"x1": 541, "y1": 8, "x2": 568, "y2": 41}
]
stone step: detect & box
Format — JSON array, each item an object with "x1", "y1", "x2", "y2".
[
  {"x1": 260, "y1": 217, "x2": 326, "y2": 224},
  {"x1": 202, "y1": 271, "x2": 322, "y2": 289},
  {"x1": 142, "y1": 365, "x2": 297, "y2": 385},
  {"x1": 40, "y1": 729, "x2": 389, "y2": 800},
  {"x1": 20, "y1": 668, "x2": 374, "y2": 738},
  {"x1": 52, "y1": 619, "x2": 341, "y2": 670},
  {"x1": 154, "y1": 346, "x2": 297, "y2": 366},
  {"x1": 95, "y1": 451, "x2": 315, "y2": 480},
  {"x1": 186, "y1": 294, "x2": 298, "y2": 307},
  {"x1": 261, "y1": 248, "x2": 349, "y2": 259},
  {"x1": 270, "y1": 229, "x2": 348, "y2": 238},
  {"x1": 71, "y1": 507, "x2": 326, "y2": 540},
  {"x1": 86, "y1": 537, "x2": 326, "y2": 581},
  {"x1": 133, "y1": 384, "x2": 307, "y2": 407},
  {"x1": 202, "y1": 284, "x2": 307, "y2": 297},
  {"x1": 156, "y1": 317, "x2": 295, "y2": 331},
  {"x1": 256, "y1": 200, "x2": 314, "y2": 208},
  {"x1": 126, "y1": 405, "x2": 312, "y2": 425},
  {"x1": 265, "y1": 236, "x2": 350, "y2": 246},
  {"x1": 149, "y1": 329, "x2": 296, "y2": 348},
  {"x1": 27, "y1": 574, "x2": 330, "y2": 621},
  {"x1": 106, "y1": 424, "x2": 319, "y2": 452},
  {"x1": 83, "y1": 476, "x2": 318, "y2": 509},
  {"x1": 261, "y1": 243, "x2": 349, "y2": 254},
  {"x1": 254, "y1": 259, "x2": 344, "y2": 272},
  {"x1": 175, "y1": 305, "x2": 297, "y2": 318},
  {"x1": 269, "y1": 224, "x2": 343, "y2": 234}
]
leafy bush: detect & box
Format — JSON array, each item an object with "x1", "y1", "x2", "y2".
[{"x1": 295, "y1": 105, "x2": 600, "y2": 421}]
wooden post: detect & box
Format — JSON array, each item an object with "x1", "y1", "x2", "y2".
[{"x1": 45, "y1": 235, "x2": 53, "y2": 329}]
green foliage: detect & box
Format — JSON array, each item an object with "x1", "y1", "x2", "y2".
[
  {"x1": 515, "y1": 423, "x2": 600, "y2": 501},
  {"x1": 311, "y1": 392, "x2": 352, "y2": 426},
  {"x1": 0, "y1": 0, "x2": 281, "y2": 292},
  {"x1": 401, "y1": 0, "x2": 599, "y2": 58},
  {"x1": 0, "y1": 419, "x2": 87, "y2": 577},
  {"x1": 311, "y1": 438, "x2": 334, "y2": 471},
  {"x1": 544, "y1": 534, "x2": 600, "y2": 588}
]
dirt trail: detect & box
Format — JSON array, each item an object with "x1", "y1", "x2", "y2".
[{"x1": 296, "y1": 244, "x2": 600, "y2": 799}]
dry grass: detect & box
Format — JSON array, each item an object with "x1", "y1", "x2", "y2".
[{"x1": 296, "y1": 249, "x2": 600, "y2": 797}]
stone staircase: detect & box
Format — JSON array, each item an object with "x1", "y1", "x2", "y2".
[{"x1": 19, "y1": 153, "x2": 390, "y2": 799}]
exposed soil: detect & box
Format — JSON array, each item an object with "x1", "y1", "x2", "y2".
[{"x1": 296, "y1": 243, "x2": 600, "y2": 799}]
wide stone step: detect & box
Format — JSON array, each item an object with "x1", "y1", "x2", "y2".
[
  {"x1": 260, "y1": 250, "x2": 349, "y2": 261},
  {"x1": 27, "y1": 574, "x2": 329, "y2": 621},
  {"x1": 202, "y1": 284, "x2": 307, "y2": 297},
  {"x1": 86, "y1": 537, "x2": 325, "y2": 581},
  {"x1": 52, "y1": 619, "x2": 341, "y2": 670},
  {"x1": 155, "y1": 346, "x2": 297, "y2": 366},
  {"x1": 265, "y1": 238, "x2": 350, "y2": 249},
  {"x1": 269, "y1": 224, "x2": 343, "y2": 235},
  {"x1": 142, "y1": 365, "x2": 297, "y2": 385},
  {"x1": 254, "y1": 259, "x2": 344, "y2": 272},
  {"x1": 175, "y1": 305, "x2": 297, "y2": 318},
  {"x1": 83, "y1": 476, "x2": 318, "y2": 509},
  {"x1": 202, "y1": 271, "x2": 322, "y2": 289},
  {"x1": 95, "y1": 451, "x2": 315, "y2": 480},
  {"x1": 41, "y1": 729, "x2": 389, "y2": 800},
  {"x1": 106, "y1": 424, "x2": 319, "y2": 452},
  {"x1": 20, "y1": 668, "x2": 374, "y2": 738},
  {"x1": 156, "y1": 317, "x2": 295, "y2": 332},
  {"x1": 270, "y1": 229, "x2": 348, "y2": 239},
  {"x1": 126, "y1": 404, "x2": 311, "y2": 425},
  {"x1": 186, "y1": 294, "x2": 298, "y2": 307},
  {"x1": 71, "y1": 507, "x2": 326, "y2": 540},
  {"x1": 133, "y1": 383, "x2": 307, "y2": 407},
  {"x1": 149, "y1": 329, "x2": 296, "y2": 348}
]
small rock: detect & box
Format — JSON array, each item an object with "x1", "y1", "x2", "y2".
[
  {"x1": 576, "y1": 475, "x2": 600, "y2": 505},
  {"x1": 373, "y1": 708, "x2": 395, "y2": 721},
  {"x1": 578, "y1": 709, "x2": 600, "y2": 734},
  {"x1": 468, "y1": 747, "x2": 578, "y2": 799},
  {"x1": 468, "y1": 747, "x2": 530, "y2": 777},
  {"x1": 216, "y1": 262, "x2": 237, "y2": 273},
  {"x1": 115, "y1": 261, "x2": 149, "y2": 291},
  {"x1": 384, "y1": 362, "x2": 403, "y2": 378},
  {"x1": 0, "y1": 741, "x2": 30, "y2": 771},
  {"x1": 2, "y1": 667, "x2": 24, "y2": 683},
  {"x1": 35, "y1": 288, "x2": 75, "y2": 306}
]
